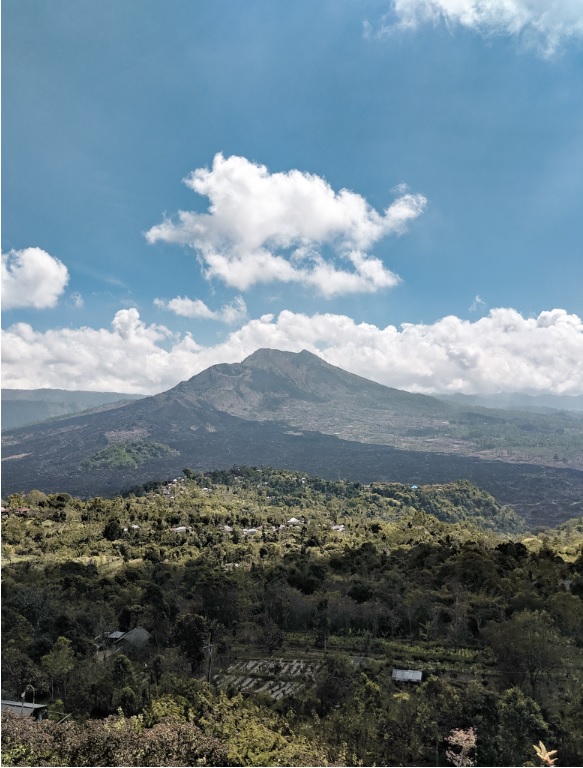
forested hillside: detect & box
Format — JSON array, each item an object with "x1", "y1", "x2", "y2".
[{"x1": 2, "y1": 468, "x2": 582, "y2": 766}]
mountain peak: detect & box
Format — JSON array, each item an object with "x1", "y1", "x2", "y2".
[{"x1": 242, "y1": 348, "x2": 323, "y2": 368}]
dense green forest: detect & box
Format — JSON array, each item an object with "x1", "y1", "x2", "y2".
[
  {"x1": 2, "y1": 467, "x2": 583, "y2": 766},
  {"x1": 80, "y1": 440, "x2": 179, "y2": 471}
]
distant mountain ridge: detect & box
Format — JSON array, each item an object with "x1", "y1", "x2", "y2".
[
  {"x1": 1, "y1": 389, "x2": 144, "y2": 431},
  {"x1": 437, "y1": 392, "x2": 583, "y2": 413},
  {"x1": 2, "y1": 348, "x2": 582, "y2": 528}
]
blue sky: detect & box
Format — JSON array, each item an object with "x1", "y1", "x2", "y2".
[{"x1": 2, "y1": 0, "x2": 583, "y2": 395}]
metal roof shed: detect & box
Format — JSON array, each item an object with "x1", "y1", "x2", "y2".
[{"x1": 392, "y1": 669, "x2": 423, "y2": 683}]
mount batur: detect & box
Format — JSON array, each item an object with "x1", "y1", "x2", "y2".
[{"x1": 3, "y1": 348, "x2": 583, "y2": 528}]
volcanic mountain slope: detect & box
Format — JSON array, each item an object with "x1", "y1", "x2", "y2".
[
  {"x1": 156, "y1": 349, "x2": 583, "y2": 463},
  {"x1": 170, "y1": 348, "x2": 447, "y2": 442},
  {"x1": 2, "y1": 349, "x2": 582, "y2": 527}
]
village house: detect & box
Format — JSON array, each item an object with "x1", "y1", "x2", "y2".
[
  {"x1": 95, "y1": 627, "x2": 152, "y2": 660},
  {"x1": 1, "y1": 700, "x2": 49, "y2": 721}
]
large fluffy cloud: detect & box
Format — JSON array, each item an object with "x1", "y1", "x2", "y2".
[
  {"x1": 383, "y1": 0, "x2": 583, "y2": 55},
  {"x1": 2, "y1": 306, "x2": 582, "y2": 396},
  {"x1": 1, "y1": 309, "x2": 193, "y2": 394},
  {"x1": 2, "y1": 248, "x2": 70, "y2": 310},
  {"x1": 154, "y1": 295, "x2": 247, "y2": 324},
  {"x1": 146, "y1": 154, "x2": 426, "y2": 297}
]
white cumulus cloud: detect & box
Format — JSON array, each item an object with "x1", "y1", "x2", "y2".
[
  {"x1": 146, "y1": 154, "x2": 426, "y2": 297},
  {"x1": 1, "y1": 309, "x2": 194, "y2": 394},
  {"x1": 154, "y1": 295, "x2": 247, "y2": 324},
  {"x1": 2, "y1": 306, "x2": 582, "y2": 396},
  {"x1": 1, "y1": 248, "x2": 70, "y2": 310},
  {"x1": 383, "y1": 0, "x2": 583, "y2": 55}
]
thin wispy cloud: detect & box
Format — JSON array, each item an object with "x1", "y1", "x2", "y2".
[
  {"x1": 146, "y1": 154, "x2": 427, "y2": 298},
  {"x1": 154, "y1": 295, "x2": 247, "y2": 325},
  {"x1": 376, "y1": 0, "x2": 583, "y2": 56},
  {"x1": 1, "y1": 248, "x2": 70, "y2": 310},
  {"x1": 69, "y1": 291, "x2": 85, "y2": 309},
  {"x1": 3, "y1": 306, "x2": 582, "y2": 396},
  {"x1": 469, "y1": 294, "x2": 487, "y2": 312}
]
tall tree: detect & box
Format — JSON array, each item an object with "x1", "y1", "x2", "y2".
[
  {"x1": 486, "y1": 610, "x2": 570, "y2": 699},
  {"x1": 41, "y1": 637, "x2": 75, "y2": 704},
  {"x1": 174, "y1": 613, "x2": 208, "y2": 673},
  {"x1": 495, "y1": 687, "x2": 548, "y2": 767}
]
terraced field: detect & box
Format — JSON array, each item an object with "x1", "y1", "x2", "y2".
[{"x1": 217, "y1": 658, "x2": 321, "y2": 699}]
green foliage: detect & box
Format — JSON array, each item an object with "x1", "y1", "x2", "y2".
[
  {"x1": 103, "y1": 516, "x2": 124, "y2": 541},
  {"x1": 1, "y1": 466, "x2": 583, "y2": 766},
  {"x1": 80, "y1": 441, "x2": 179, "y2": 471},
  {"x1": 41, "y1": 636, "x2": 76, "y2": 703},
  {"x1": 315, "y1": 654, "x2": 354, "y2": 716},
  {"x1": 486, "y1": 610, "x2": 573, "y2": 699},
  {"x1": 175, "y1": 613, "x2": 208, "y2": 672},
  {"x1": 416, "y1": 480, "x2": 525, "y2": 534},
  {"x1": 447, "y1": 406, "x2": 583, "y2": 463},
  {"x1": 496, "y1": 687, "x2": 549, "y2": 766},
  {"x1": 148, "y1": 687, "x2": 329, "y2": 766},
  {"x1": 1, "y1": 709, "x2": 227, "y2": 766}
]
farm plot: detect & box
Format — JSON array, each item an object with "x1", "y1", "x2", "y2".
[{"x1": 217, "y1": 658, "x2": 321, "y2": 699}]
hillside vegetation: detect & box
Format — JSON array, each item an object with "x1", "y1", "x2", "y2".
[
  {"x1": 2, "y1": 468, "x2": 582, "y2": 766},
  {"x1": 80, "y1": 440, "x2": 179, "y2": 471}
]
